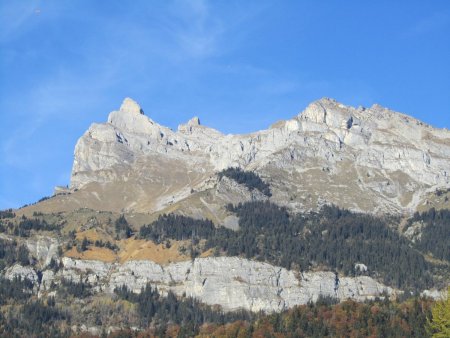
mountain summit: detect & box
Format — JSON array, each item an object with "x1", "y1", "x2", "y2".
[{"x1": 36, "y1": 97, "x2": 450, "y2": 216}]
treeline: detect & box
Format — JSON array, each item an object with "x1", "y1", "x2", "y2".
[
  {"x1": 98, "y1": 296, "x2": 434, "y2": 337},
  {"x1": 0, "y1": 279, "x2": 439, "y2": 337},
  {"x1": 0, "y1": 209, "x2": 15, "y2": 219},
  {"x1": 58, "y1": 278, "x2": 92, "y2": 299},
  {"x1": 19, "y1": 195, "x2": 54, "y2": 209},
  {"x1": 219, "y1": 167, "x2": 272, "y2": 197},
  {"x1": 74, "y1": 237, "x2": 119, "y2": 253},
  {"x1": 15, "y1": 217, "x2": 59, "y2": 237},
  {"x1": 206, "y1": 202, "x2": 433, "y2": 290},
  {"x1": 0, "y1": 216, "x2": 59, "y2": 238},
  {"x1": 115, "y1": 215, "x2": 133, "y2": 239},
  {"x1": 410, "y1": 208, "x2": 450, "y2": 262},
  {"x1": 114, "y1": 283, "x2": 254, "y2": 336},
  {"x1": 196, "y1": 297, "x2": 433, "y2": 338},
  {"x1": 0, "y1": 277, "x2": 33, "y2": 305},
  {"x1": 138, "y1": 202, "x2": 434, "y2": 290},
  {"x1": 0, "y1": 299, "x2": 68, "y2": 337},
  {"x1": 0, "y1": 238, "x2": 30, "y2": 270},
  {"x1": 0, "y1": 275, "x2": 68, "y2": 336},
  {"x1": 139, "y1": 214, "x2": 215, "y2": 244}
]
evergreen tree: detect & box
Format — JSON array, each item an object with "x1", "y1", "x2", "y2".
[
  {"x1": 115, "y1": 215, "x2": 133, "y2": 239},
  {"x1": 427, "y1": 287, "x2": 450, "y2": 338}
]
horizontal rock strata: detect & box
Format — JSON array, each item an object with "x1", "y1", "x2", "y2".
[{"x1": 5, "y1": 256, "x2": 393, "y2": 313}]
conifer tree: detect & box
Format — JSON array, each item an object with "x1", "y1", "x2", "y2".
[{"x1": 427, "y1": 287, "x2": 450, "y2": 338}]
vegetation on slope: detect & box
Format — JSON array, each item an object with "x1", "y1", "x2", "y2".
[
  {"x1": 76, "y1": 296, "x2": 434, "y2": 337},
  {"x1": 210, "y1": 202, "x2": 434, "y2": 290},
  {"x1": 195, "y1": 297, "x2": 433, "y2": 338},
  {"x1": 0, "y1": 238, "x2": 30, "y2": 269},
  {"x1": 0, "y1": 209, "x2": 15, "y2": 219},
  {"x1": 0, "y1": 277, "x2": 33, "y2": 305},
  {"x1": 427, "y1": 287, "x2": 450, "y2": 337},
  {"x1": 409, "y1": 208, "x2": 450, "y2": 262},
  {"x1": 139, "y1": 202, "x2": 436, "y2": 290},
  {"x1": 0, "y1": 203, "x2": 448, "y2": 336},
  {"x1": 114, "y1": 283, "x2": 254, "y2": 335},
  {"x1": 0, "y1": 277, "x2": 68, "y2": 337},
  {"x1": 0, "y1": 215, "x2": 60, "y2": 238},
  {"x1": 0, "y1": 277, "x2": 438, "y2": 338},
  {"x1": 218, "y1": 167, "x2": 272, "y2": 197},
  {"x1": 140, "y1": 214, "x2": 215, "y2": 244}
]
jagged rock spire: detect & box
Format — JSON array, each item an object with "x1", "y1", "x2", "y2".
[
  {"x1": 188, "y1": 116, "x2": 201, "y2": 126},
  {"x1": 119, "y1": 97, "x2": 144, "y2": 115}
]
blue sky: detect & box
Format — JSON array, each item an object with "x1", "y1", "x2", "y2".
[{"x1": 1, "y1": 1, "x2": 449, "y2": 209}]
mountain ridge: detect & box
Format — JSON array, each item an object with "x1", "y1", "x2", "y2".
[{"x1": 56, "y1": 97, "x2": 450, "y2": 217}]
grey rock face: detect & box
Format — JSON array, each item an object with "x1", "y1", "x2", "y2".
[
  {"x1": 216, "y1": 176, "x2": 268, "y2": 204},
  {"x1": 26, "y1": 236, "x2": 60, "y2": 267},
  {"x1": 2, "y1": 254, "x2": 394, "y2": 312},
  {"x1": 4, "y1": 264, "x2": 39, "y2": 285},
  {"x1": 55, "y1": 256, "x2": 393, "y2": 313},
  {"x1": 67, "y1": 97, "x2": 450, "y2": 214},
  {"x1": 1, "y1": 236, "x2": 394, "y2": 311}
]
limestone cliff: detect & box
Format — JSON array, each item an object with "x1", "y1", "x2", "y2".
[
  {"x1": 5, "y1": 256, "x2": 394, "y2": 313},
  {"x1": 23, "y1": 97, "x2": 448, "y2": 217},
  {"x1": 59, "y1": 98, "x2": 450, "y2": 215}
]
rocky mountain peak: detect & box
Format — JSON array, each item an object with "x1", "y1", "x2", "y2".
[
  {"x1": 297, "y1": 98, "x2": 430, "y2": 135},
  {"x1": 66, "y1": 97, "x2": 450, "y2": 215},
  {"x1": 178, "y1": 116, "x2": 206, "y2": 134},
  {"x1": 119, "y1": 97, "x2": 144, "y2": 115},
  {"x1": 188, "y1": 116, "x2": 201, "y2": 126},
  {"x1": 298, "y1": 98, "x2": 357, "y2": 130},
  {"x1": 303, "y1": 98, "x2": 358, "y2": 120},
  {"x1": 107, "y1": 98, "x2": 158, "y2": 134}
]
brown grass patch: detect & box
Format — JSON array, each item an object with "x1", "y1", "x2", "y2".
[
  {"x1": 199, "y1": 248, "x2": 214, "y2": 258},
  {"x1": 75, "y1": 228, "x2": 104, "y2": 242},
  {"x1": 65, "y1": 246, "x2": 117, "y2": 263},
  {"x1": 64, "y1": 236, "x2": 199, "y2": 265},
  {"x1": 117, "y1": 238, "x2": 190, "y2": 265}
]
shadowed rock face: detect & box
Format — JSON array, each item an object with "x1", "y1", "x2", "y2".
[{"x1": 64, "y1": 97, "x2": 450, "y2": 214}]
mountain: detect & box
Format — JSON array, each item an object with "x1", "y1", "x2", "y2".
[
  {"x1": 1, "y1": 98, "x2": 449, "y2": 335},
  {"x1": 30, "y1": 97, "x2": 450, "y2": 218}
]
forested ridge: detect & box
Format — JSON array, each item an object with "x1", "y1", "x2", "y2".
[
  {"x1": 0, "y1": 200, "x2": 448, "y2": 336},
  {"x1": 140, "y1": 202, "x2": 440, "y2": 290}
]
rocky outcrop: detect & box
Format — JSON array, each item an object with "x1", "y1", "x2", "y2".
[
  {"x1": 26, "y1": 236, "x2": 60, "y2": 267},
  {"x1": 24, "y1": 256, "x2": 393, "y2": 313},
  {"x1": 215, "y1": 176, "x2": 268, "y2": 204},
  {"x1": 4, "y1": 264, "x2": 39, "y2": 285}
]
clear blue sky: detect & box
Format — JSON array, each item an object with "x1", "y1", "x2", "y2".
[{"x1": 1, "y1": 1, "x2": 449, "y2": 209}]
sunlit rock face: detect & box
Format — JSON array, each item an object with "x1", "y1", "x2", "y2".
[
  {"x1": 66, "y1": 97, "x2": 450, "y2": 214},
  {"x1": 5, "y1": 256, "x2": 394, "y2": 313}
]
